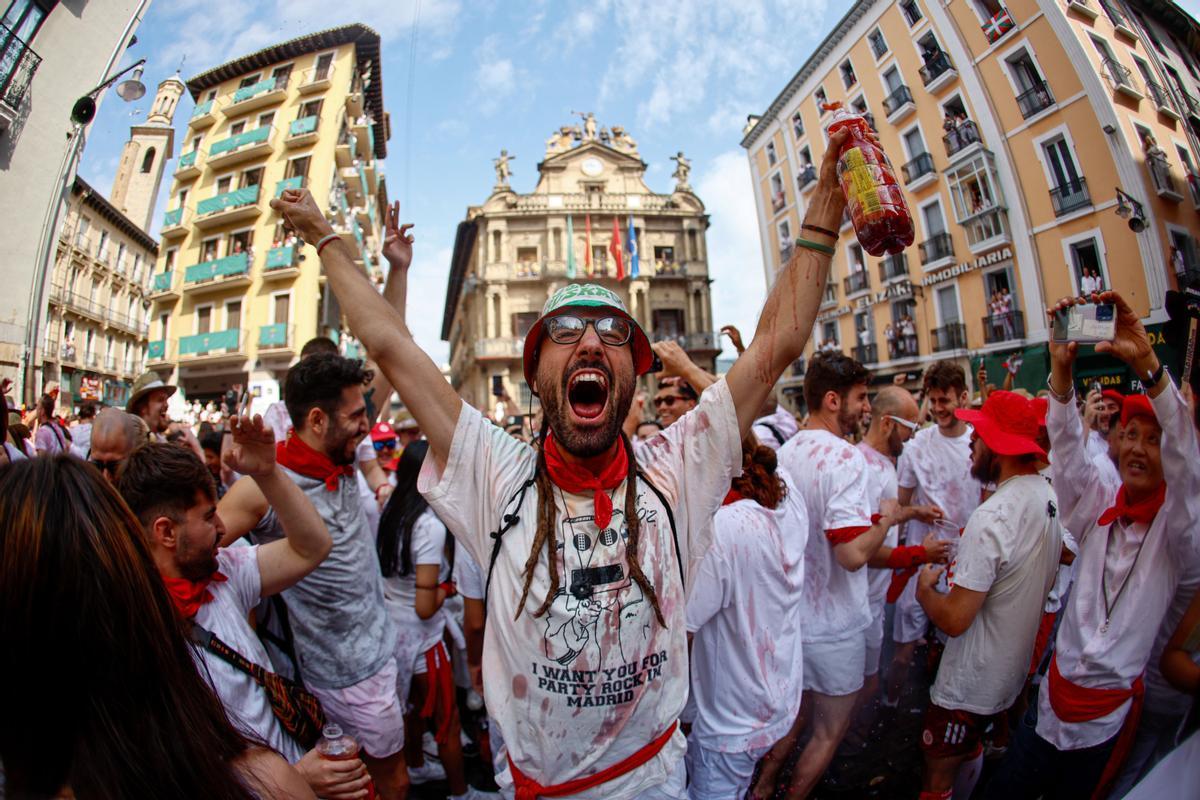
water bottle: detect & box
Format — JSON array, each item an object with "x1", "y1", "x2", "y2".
[
  {"x1": 315, "y1": 724, "x2": 377, "y2": 799},
  {"x1": 824, "y1": 102, "x2": 914, "y2": 257}
]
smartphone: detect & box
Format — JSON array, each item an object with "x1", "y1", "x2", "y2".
[{"x1": 1052, "y1": 303, "x2": 1116, "y2": 343}]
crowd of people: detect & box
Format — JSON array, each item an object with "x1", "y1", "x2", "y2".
[{"x1": 2, "y1": 125, "x2": 1199, "y2": 800}]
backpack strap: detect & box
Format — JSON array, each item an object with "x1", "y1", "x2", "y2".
[
  {"x1": 758, "y1": 421, "x2": 786, "y2": 447},
  {"x1": 636, "y1": 470, "x2": 684, "y2": 591},
  {"x1": 484, "y1": 475, "x2": 536, "y2": 615},
  {"x1": 189, "y1": 622, "x2": 270, "y2": 685}
]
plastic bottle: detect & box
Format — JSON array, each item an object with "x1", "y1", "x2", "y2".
[
  {"x1": 824, "y1": 102, "x2": 914, "y2": 257},
  {"x1": 316, "y1": 724, "x2": 377, "y2": 800}
]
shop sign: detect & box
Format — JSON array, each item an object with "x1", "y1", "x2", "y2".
[
  {"x1": 817, "y1": 305, "x2": 851, "y2": 322},
  {"x1": 79, "y1": 376, "x2": 101, "y2": 402},
  {"x1": 921, "y1": 246, "x2": 1013, "y2": 287},
  {"x1": 865, "y1": 279, "x2": 915, "y2": 305}
]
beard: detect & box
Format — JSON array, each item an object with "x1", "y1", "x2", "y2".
[
  {"x1": 837, "y1": 404, "x2": 863, "y2": 438},
  {"x1": 970, "y1": 446, "x2": 999, "y2": 483},
  {"x1": 887, "y1": 426, "x2": 907, "y2": 459},
  {"x1": 323, "y1": 426, "x2": 359, "y2": 466},
  {"x1": 178, "y1": 533, "x2": 220, "y2": 581},
  {"x1": 541, "y1": 359, "x2": 635, "y2": 458}
]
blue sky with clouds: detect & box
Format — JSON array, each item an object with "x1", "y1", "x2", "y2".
[{"x1": 74, "y1": 0, "x2": 1200, "y2": 364}]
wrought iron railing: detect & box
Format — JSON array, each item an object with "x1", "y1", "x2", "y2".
[{"x1": 0, "y1": 22, "x2": 42, "y2": 113}]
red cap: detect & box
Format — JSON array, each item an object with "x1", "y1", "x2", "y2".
[
  {"x1": 1101, "y1": 389, "x2": 1125, "y2": 409},
  {"x1": 1119, "y1": 394, "x2": 1157, "y2": 427},
  {"x1": 370, "y1": 421, "x2": 396, "y2": 442},
  {"x1": 955, "y1": 390, "x2": 1047, "y2": 459}
]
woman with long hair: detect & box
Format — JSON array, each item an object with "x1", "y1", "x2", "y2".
[
  {"x1": 0, "y1": 455, "x2": 313, "y2": 799},
  {"x1": 377, "y1": 441, "x2": 487, "y2": 799},
  {"x1": 685, "y1": 439, "x2": 809, "y2": 800}
]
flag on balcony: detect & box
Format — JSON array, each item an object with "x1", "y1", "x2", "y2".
[
  {"x1": 627, "y1": 215, "x2": 639, "y2": 279},
  {"x1": 585, "y1": 214, "x2": 593, "y2": 275},
  {"x1": 982, "y1": 8, "x2": 1014, "y2": 43},
  {"x1": 566, "y1": 215, "x2": 577, "y2": 279},
  {"x1": 610, "y1": 216, "x2": 625, "y2": 280}
]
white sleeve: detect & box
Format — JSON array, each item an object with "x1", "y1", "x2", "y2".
[
  {"x1": 636, "y1": 378, "x2": 742, "y2": 580},
  {"x1": 822, "y1": 450, "x2": 873, "y2": 534},
  {"x1": 1048, "y1": 394, "x2": 1111, "y2": 543},
  {"x1": 418, "y1": 401, "x2": 537, "y2": 572},
  {"x1": 685, "y1": 516, "x2": 734, "y2": 633},
  {"x1": 223, "y1": 544, "x2": 262, "y2": 611},
  {"x1": 453, "y1": 546, "x2": 485, "y2": 600},
  {"x1": 412, "y1": 511, "x2": 448, "y2": 567}
]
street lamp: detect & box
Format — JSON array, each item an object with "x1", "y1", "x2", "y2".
[
  {"x1": 1115, "y1": 188, "x2": 1146, "y2": 233},
  {"x1": 21, "y1": 53, "x2": 149, "y2": 405}
]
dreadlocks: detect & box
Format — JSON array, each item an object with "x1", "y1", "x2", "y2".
[{"x1": 514, "y1": 415, "x2": 667, "y2": 627}]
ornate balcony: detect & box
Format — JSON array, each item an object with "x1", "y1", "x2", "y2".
[
  {"x1": 983, "y1": 310, "x2": 1026, "y2": 344},
  {"x1": 879, "y1": 252, "x2": 909, "y2": 282},
  {"x1": 1016, "y1": 81, "x2": 1055, "y2": 118},
  {"x1": 919, "y1": 232, "x2": 955, "y2": 266},
  {"x1": 184, "y1": 252, "x2": 251, "y2": 295},
  {"x1": 919, "y1": 52, "x2": 957, "y2": 93},
  {"x1": 474, "y1": 337, "x2": 522, "y2": 360},
  {"x1": 224, "y1": 76, "x2": 289, "y2": 116},
  {"x1": 264, "y1": 244, "x2": 300, "y2": 279},
  {"x1": 883, "y1": 85, "x2": 915, "y2": 123},
  {"x1": 1147, "y1": 153, "x2": 1184, "y2": 202},
  {"x1": 844, "y1": 270, "x2": 870, "y2": 295},
  {"x1": 1146, "y1": 81, "x2": 1183, "y2": 120},
  {"x1": 901, "y1": 152, "x2": 937, "y2": 188},
  {"x1": 287, "y1": 115, "x2": 319, "y2": 148},
  {"x1": 0, "y1": 22, "x2": 41, "y2": 134},
  {"x1": 161, "y1": 207, "x2": 188, "y2": 239},
  {"x1": 174, "y1": 149, "x2": 201, "y2": 180},
  {"x1": 179, "y1": 329, "x2": 243, "y2": 362},
  {"x1": 931, "y1": 322, "x2": 968, "y2": 352},
  {"x1": 194, "y1": 185, "x2": 261, "y2": 229},
  {"x1": 853, "y1": 343, "x2": 879, "y2": 364},
  {"x1": 1101, "y1": 58, "x2": 1142, "y2": 100},
  {"x1": 943, "y1": 120, "x2": 982, "y2": 160},
  {"x1": 1049, "y1": 177, "x2": 1091, "y2": 216},
  {"x1": 189, "y1": 99, "x2": 216, "y2": 128},
  {"x1": 149, "y1": 271, "x2": 178, "y2": 301}
]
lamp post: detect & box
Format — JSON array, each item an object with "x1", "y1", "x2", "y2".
[{"x1": 20, "y1": 56, "x2": 147, "y2": 406}]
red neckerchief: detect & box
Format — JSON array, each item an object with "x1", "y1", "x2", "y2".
[
  {"x1": 1097, "y1": 483, "x2": 1167, "y2": 527},
  {"x1": 161, "y1": 572, "x2": 227, "y2": 618},
  {"x1": 542, "y1": 433, "x2": 628, "y2": 529},
  {"x1": 722, "y1": 488, "x2": 745, "y2": 506},
  {"x1": 275, "y1": 432, "x2": 353, "y2": 491}
]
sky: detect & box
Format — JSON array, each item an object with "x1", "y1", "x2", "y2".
[{"x1": 74, "y1": 0, "x2": 1200, "y2": 365}]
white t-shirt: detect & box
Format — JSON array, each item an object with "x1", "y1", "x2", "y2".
[
  {"x1": 778, "y1": 429, "x2": 874, "y2": 644},
  {"x1": 383, "y1": 507, "x2": 450, "y2": 656},
  {"x1": 931, "y1": 475, "x2": 1064, "y2": 715},
  {"x1": 418, "y1": 379, "x2": 741, "y2": 799},
  {"x1": 897, "y1": 425, "x2": 981, "y2": 542},
  {"x1": 455, "y1": 545, "x2": 485, "y2": 601},
  {"x1": 752, "y1": 407, "x2": 799, "y2": 451},
  {"x1": 71, "y1": 421, "x2": 92, "y2": 459},
  {"x1": 857, "y1": 442, "x2": 900, "y2": 611},
  {"x1": 1038, "y1": 385, "x2": 1200, "y2": 750},
  {"x1": 1084, "y1": 429, "x2": 1121, "y2": 491},
  {"x1": 193, "y1": 545, "x2": 306, "y2": 764},
  {"x1": 686, "y1": 473, "x2": 808, "y2": 753}
]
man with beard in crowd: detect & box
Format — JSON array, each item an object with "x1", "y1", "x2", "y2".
[
  {"x1": 268, "y1": 121, "x2": 855, "y2": 800},
  {"x1": 886, "y1": 361, "x2": 984, "y2": 707},
  {"x1": 128, "y1": 371, "x2": 176, "y2": 442},
  {"x1": 916, "y1": 391, "x2": 1064, "y2": 800}
]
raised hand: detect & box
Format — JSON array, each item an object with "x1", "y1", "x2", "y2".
[
  {"x1": 381, "y1": 200, "x2": 415, "y2": 271},
  {"x1": 1047, "y1": 296, "x2": 1082, "y2": 396},
  {"x1": 651, "y1": 339, "x2": 694, "y2": 379},
  {"x1": 269, "y1": 188, "x2": 333, "y2": 245},
  {"x1": 1093, "y1": 290, "x2": 1156, "y2": 374},
  {"x1": 223, "y1": 414, "x2": 276, "y2": 478},
  {"x1": 720, "y1": 325, "x2": 746, "y2": 355}
]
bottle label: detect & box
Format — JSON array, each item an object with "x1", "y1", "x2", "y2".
[{"x1": 843, "y1": 147, "x2": 883, "y2": 216}]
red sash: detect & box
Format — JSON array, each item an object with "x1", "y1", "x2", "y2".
[
  {"x1": 419, "y1": 642, "x2": 456, "y2": 746},
  {"x1": 508, "y1": 722, "x2": 678, "y2": 800},
  {"x1": 1048, "y1": 655, "x2": 1145, "y2": 800}
]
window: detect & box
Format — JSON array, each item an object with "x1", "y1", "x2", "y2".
[
  {"x1": 225, "y1": 300, "x2": 242, "y2": 331},
  {"x1": 592, "y1": 245, "x2": 607, "y2": 274},
  {"x1": 115, "y1": 243, "x2": 126, "y2": 273},
  {"x1": 1163, "y1": 64, "x2": 1190, "y2": 107},
  {"x1": 140, "y1": 147, "x2": 155, "y2": 173},
  {"x1": 766, "y1": 141, "x2": 777, "y2": 166},
  {"x1": 936, "y1": 285, "x2": 960, "y2": 323},
  {"x1": 229, "y1": 121, "x2": 245, "y2": 136},
  {"x1": 652, "y1": 309, "x2": 685, "y2": 339},
  {"x1": 918, "y1": 34, "x2": 952, "y2": 84},
  {"x1": 552, "y1": 229, "x2": 562, "y2": 260},
  {"x1": 240, "y1": 166, "x2": 263, "y2": 189},
  {"x1": 1091, "y1": 36, "x2": 1133, "y2": 90},
  {"x1": 229, "y1": 230, "x2": 253, "y2": 259},
  {"x1": 1069, "y1": 238, "x2": 1104, "y2": 292},
  {"x1": 1007, "y1": 50, "x2": 1053, "y2": 117},
  {"x1": 900, "y1": 0, "x2": 922, "y2": 27},
  {"x1": 512, "y1": 312, "x2": 539, "y2": 338},
  {"x1": 922, "y1": 201, "x2": 947, "y2": 236},
  {"x1": 947, "y1": 152, "x2": 1007, "y2": 247},
  {"x1": 0, "y1": 0, "x2": 49, "y2": 101},
  {"x1": 271, "y1": 64, "x2": 293, "y2": 87},
  {"x1": 840, "y1": 59, "x2": 857, "y2": 89},
  {"x1": 516, "y1": 247, "x2": 538, "y2": 276},
  {"x1": 286, "y1": 156, "x2": 311, "y2": 179},
  {"x1": 821, "y1": 320, "x2": 839, "y2": 346},
  {"x1": 770, "y1": 173, "x2": 785, "y2": 212},
  {"x1": 868, "y1": 29, "x2": 888, "y2": 59},
  {"x1": 200, "y1": 237, "x2": 220, "y2": 262},
  {"x1": 654, "y1": 245, "x2": 675, "y2": 263},
  {"x1": 197, "y1": 305, "x2": 212, "y2": 334},
  {"x1": 205, "y1": 90, "x2": 217, "y2": 102},
  {"x1": 257, "y1": 111, "x2": 275, "y2": 129},
  {"x1": 300, "y1": 98, "x2": 322, "y2": 118},
  {"x1": 313, "y1": 52, "x2": 334, "y2": 81},
  {"x1": 778, "y1": 220, "x2": 792, "y2": 246},
  {"x1": 164, "y1": 248, "x2": 177, "y2": 271},
  {"x1": 179, "y1": 188, "x2": 189, "y2": 208},
  {"x1": 815, "y1": 87, "x2": 828, "y2": 112},
  {"x1": 903, "y1": 127, "x2": 926, "y2": 159},
  {"x1": 191, "y1": 135, "x2": 203, "y2": 151},
  {"x1": 274, "y1": 293, "x2": 291, "y2": 324},
  {"x1": 492, "y1": 230, "x2": 502, "y2": 262},
  {"x1": 237, "y1": 75, "x2": 261, "y2": 89},
  {"x1": 96, "y1": 231, "x2": 109, "y2": 261},
  {"x1": 1042, "y1": 134, "x2": 1089, "y2": 215},
  {"x1": 791, "y1": 111, "x2": 804, "y2": 139}
]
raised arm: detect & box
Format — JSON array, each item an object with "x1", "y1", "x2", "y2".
[
  {"x1": 363, "y1": 202, "x2": 414, "y2": 426},
  {"x1": 723, "y1": 129, "x2": 852, "y2": 437},
  {"x1": 270, "y1": 190, "x2": 462, "y2": 470},
  {"x1": 219, "y1": 414, "x2": 332, "y2": 596}
]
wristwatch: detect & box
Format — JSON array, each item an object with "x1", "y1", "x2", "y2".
[{"x1": 1144, "y1": 361, "x2": 1165, "y2": 387}]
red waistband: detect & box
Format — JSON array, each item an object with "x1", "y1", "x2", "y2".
[
  {"x1": 1048, "y1": 655, "x2": 1145, "y2": 800},
  {"x1": 508, "y1": 721, "x2": 678, "y2": 800}
]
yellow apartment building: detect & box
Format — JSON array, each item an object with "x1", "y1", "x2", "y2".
[
  {"x1": 441, "y1": 115, "x2": 718, "y2": 412},
  {"x1": 145, "y1": 24, "x2": 388, "y2": 403},
  {"x1": 743, "y1": 0, "x2": 1200, "y2": 405}
]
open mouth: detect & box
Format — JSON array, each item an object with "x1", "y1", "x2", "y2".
[
  {"x1": 1125, "y1": 458, "x2": 1147, "y2": 476},
  {"x1": 567, "y1": 369, "x2": 610, "y2": 423}
]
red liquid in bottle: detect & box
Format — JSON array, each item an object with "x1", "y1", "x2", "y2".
[
  {"x1": 316, "y1": 723, "x2": 377, "y2": 800},
  {"x1": 825, "y1": 102, "x2": 914, "y2": 257}
]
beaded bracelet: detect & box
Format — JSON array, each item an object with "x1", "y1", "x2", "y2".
[
  {"x1": 795, "y1": 237, "x2": 836, "y2": 256},
  {"x1": 315, "y1": 233, "x2": 340, "y2": 255}
]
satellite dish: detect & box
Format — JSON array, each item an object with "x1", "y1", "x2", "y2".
[{"x1": 70, "y1": 96, "x2": 97, "y2": 125}]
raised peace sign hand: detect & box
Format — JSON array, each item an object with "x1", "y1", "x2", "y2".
[
  {"x1": 381, "y1": 201, "x2": 415, "y2": 271},
  {"x1": 222, "y1": 413, "x2": 277, "y2": 479}
]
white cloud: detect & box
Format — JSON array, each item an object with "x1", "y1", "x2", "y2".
[
  {"x1": 473, "y1": 34, "x2": 526, "y2": 116},
  {"x1": 408, "y1": 245, "x2": 454, "y2": 364},
  {"x1": 694, "y1": 150, "x2": 768, "y2": 360}
]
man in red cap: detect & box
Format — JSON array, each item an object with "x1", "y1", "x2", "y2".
[
  {"x1": 985, "y1": 292, "x2": 1200, "y2": 800},
  {"x1": 914, "y1": 391, "x2": 1065, "y2": 800},
  {"x1": 269, "y1": 125, "x2": 855, "y2": 800}
]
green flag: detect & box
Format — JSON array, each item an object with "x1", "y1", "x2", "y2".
[{"x1": 566, "y1": 215, "x2": 577, "y2": 279}]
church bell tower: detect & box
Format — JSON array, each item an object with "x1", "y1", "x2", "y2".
[{"x1": 110, "y1": 74, "x2": 184, "y2": 232}]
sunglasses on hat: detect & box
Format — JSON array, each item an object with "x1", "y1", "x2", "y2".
[
  {"x1": 544, "y1": 315, "x2": 633, "y2": 347},
  {"x1": 372, "y1": 438, "x2": 398, "y2": 451}
]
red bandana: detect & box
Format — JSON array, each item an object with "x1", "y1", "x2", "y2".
[
  {"x1": 542, "y1": 433, "x2": 628, "y2": 529},
  {"x1": 1097, "y1": 483, "x2": 1167, "y2": 527},
  {"x1": 275, "y1": 432, "x2": 353, "y2": 491},
  {"x1": 161, "y1": 572, "x2": 227, "y2": 619},
  {"x1": 722, "y1": 489, "x2": 745, "y2": 506}
]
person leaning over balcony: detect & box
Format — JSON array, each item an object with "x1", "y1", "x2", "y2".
[{"x1": 267, "y1": 122, "x2": 863, "y2": 800}]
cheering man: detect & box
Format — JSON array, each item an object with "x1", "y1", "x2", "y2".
[{"x1": 269, "y1": 124, "x2": 859, "y2": 799}]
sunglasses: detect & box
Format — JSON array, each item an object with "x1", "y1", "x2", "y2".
[
  {"x1": 372, "y1": 439, "x2": 398, "y2": 451},
  {"x1": 653, "y1": 395, "x2": 687, "y2": 408},
  {"x1": 885, "y1": 415, "x2": 919, "y2": 432},
  {"x1": 544, "y1": 315, "x2": 633, "y2": 347}
]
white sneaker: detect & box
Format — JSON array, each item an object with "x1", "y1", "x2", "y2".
[
  {"x1": 422, "y1": 731, "x2": 440, "y2": 760},
  {"x1": 466, "y1": 689, "x2": 485, "y2": 711},
  {"x1": 408, "y1": 759, "x2": 447, "y2": 785}
]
